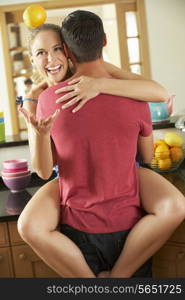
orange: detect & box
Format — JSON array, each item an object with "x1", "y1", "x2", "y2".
[
  {"x1": 150, "y1": 157, "x2": 158, "y2": 168},
  {"x1": 154, "y1": 139, "x2": 166, "y2": 150},
  {"x1": 170, "y1": 147, "x2": 184, "y2": 162},
  {"x1": 155, "y1": 144, "x2": 170, "y2": 160},
  {"x1": 158, "y1": 158, "x2": 172, "y2": 170},
  {"x1": 23, "y1": 5, "x2": 47, "y2": 28},
  {"x1": 154, "y1": 139, "x2": 167, "y2": 146}
]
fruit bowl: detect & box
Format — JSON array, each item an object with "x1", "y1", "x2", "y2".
[
  {"x1": 150, "y1": 148, "x2": 185, "y2": 173},
  {"x1": 150, "y1": 132, "x2": 185, "y2": 173}
]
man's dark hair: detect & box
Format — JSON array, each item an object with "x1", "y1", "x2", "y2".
[{"x1": 61, "y1": 10, "x2": 105, "y2": 63}]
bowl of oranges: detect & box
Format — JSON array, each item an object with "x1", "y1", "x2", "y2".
[{"x1": 150, "y1": 132, "x2": 185, "y2": 173}]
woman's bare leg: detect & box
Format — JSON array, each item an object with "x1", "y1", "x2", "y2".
[
  {"x1": 109, "y1": 168, "x2": 185, "y2": 278},
  {"x1": 17, "y1": 178, "x2": 95, "y2": 278}
]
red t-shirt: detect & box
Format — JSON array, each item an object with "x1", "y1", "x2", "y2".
[{"x1": 37, "y1": 81, "x2": 152, "y2": 233}]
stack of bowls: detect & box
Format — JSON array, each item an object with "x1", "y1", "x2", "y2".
[{"x1": 1, "y1": 159, "x2": 31, "y2": 192}]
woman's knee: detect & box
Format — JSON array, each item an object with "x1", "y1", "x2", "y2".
[
  {"x1": 17, "y1": 214, "x2": 44, "y2": 244},
  {"x1": 159, "y1": 193, "x2": 185, "y2": 221}
]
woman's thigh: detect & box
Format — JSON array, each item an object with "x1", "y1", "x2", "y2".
[
  {"x1": 19, "y1": 177, "x2": 60, "y2": 230},
  {"x1": 138, "y1": 167, "x2": 184, "y2": 214}
]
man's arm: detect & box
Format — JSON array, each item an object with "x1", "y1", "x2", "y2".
[{"x1": 137, "y1": 134, "x2": 154, "y2": 164}]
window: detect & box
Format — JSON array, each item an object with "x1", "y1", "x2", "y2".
[{"x1": 116, "y1": 0, "x2": 150, "y2": 77}]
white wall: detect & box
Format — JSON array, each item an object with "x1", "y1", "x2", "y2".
[{"x1": 145, "y1": 0, "x2": 185, "y2": 115}]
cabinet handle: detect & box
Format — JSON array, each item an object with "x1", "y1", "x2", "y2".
[
  {"x1": 19, "y1": 253, "x2": 26, "y2": 260},
  {"x1": 0, "y1": 255, "x2": 3, "y2": 262},
  {"x1": 177, "y1": 251, "x2": 185, "y2": 259}
]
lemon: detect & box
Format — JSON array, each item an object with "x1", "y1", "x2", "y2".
[
  {"x1": 23, "y1": 5, "x2": 47, "y2": 28},
  {"x1": 164, "y1": 132, "x2": 184, "y2": 147},
  {"x1": 155, "y1": 144, "x2": 170, "y2": 160},
  {"x1": 170, "y1": 146, "x2": 183, "y2": 162},
  {"x1": 154, "y1": 139, "x2": 167, "y2": 147},
  {"x1": 158, "y1": 158, "x2": 172, "y2": 170},
  {"x1": 150, "y1": 158, "x2": 158, "y2": 168}
]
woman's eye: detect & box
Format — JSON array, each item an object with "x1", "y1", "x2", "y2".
[
  {"x1": 54, "y1": 46, "x2": 63, "y2": 52},
  {"x1": 36, "y1": 51, "x2": 45, "y2": 56}
]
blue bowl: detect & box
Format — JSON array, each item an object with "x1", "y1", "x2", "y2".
[{"x1": 149, "y1": 102, "x2": 170, "y2": 123}]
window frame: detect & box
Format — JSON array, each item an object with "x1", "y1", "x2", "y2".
[{"x1": 115, "y1": 0, "x2": 151, "y2": 77}]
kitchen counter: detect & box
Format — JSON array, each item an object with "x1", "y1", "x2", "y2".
[
  {"x1": 0, "y1": 172, "x2": 56, "y2": 222},
  {"x1": 0, "y1": 132, "x2": 28, "y2": 148},
  {"x1": 1, "y1": 163, "x2": 185, "y2": 222}
]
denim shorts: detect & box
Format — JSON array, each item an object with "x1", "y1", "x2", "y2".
[{"x1": 60, "y1": 224, "x2": 152, "y2": 277}]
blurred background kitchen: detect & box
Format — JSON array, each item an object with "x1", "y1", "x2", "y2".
[{"x1": 0, "y1": 0, "x2": 185, "y2": 171}]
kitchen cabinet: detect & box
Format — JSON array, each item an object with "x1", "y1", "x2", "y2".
[
  {"x1": 0, "y1": 222, "x2": 14, "y2": 277},
  {"x1": 0, "y1": 220, "x2": 59, "y2": 278},
  {"x1": 152, "y1": 172, "x2": 185, "y2": 277},
  {"x1": 12, "y1": 244, "x2": 59, "y2": 278},
  {"x1": 152, "y1": 242, "x2": 185, "y2": 278},
  {"x1": 0, "y1": 247, "x2": 14, "y2": 277},
  {"x1": 0, "y1": 222, "x2": 9, "y2": 247}
]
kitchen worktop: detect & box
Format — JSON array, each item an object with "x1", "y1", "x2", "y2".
[
  {"x1": 0, "y1": 172, "x2": 56, "y2": 222},
  {"x1": 1, "y1": 163, "x2": 185, "y2": 222}
]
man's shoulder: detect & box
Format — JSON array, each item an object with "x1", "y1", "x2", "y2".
[{"x1": 38, "y1": 81, "x2": 68, "y2": 101}]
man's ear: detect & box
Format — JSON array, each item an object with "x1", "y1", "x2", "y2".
[
  {"x1": 103, "y1": 34, "x2": 107, "y2": 47},
  {"x1": 63, "y1": 43, "x2": 69, "y2": 58}
]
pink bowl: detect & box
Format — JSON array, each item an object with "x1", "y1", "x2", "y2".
[
  {"x1": 2, "y1": 173, "x2": 31, "y2": 192},
  {"x1": 3, "y1": 159, "x2": 28, "y2": 170},
  {"x1": 3, "y1": 166, "x2": 28, "y2": 173},
  {"x1": 2, "y1": 170, "x2": 30, "y2": 178}
]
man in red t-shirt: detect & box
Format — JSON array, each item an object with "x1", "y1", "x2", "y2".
[{"x1": 37, "y1": 11, "x2": 153, "y2": 277}]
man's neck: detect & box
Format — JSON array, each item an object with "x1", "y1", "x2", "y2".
[{"x1": 73, "y1": 59, "x2": 112, "y2": 79}]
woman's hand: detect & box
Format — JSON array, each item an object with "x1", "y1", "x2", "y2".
[
  {"x1": 19, "y1": 107, "x2": 60, "y2": 135},
  {"x1": 55, "y1": 76, "x2": 101, "y2": 113}
]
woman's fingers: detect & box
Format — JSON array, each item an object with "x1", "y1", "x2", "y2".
[
  {"x1": 55, "y1": 85, "x2": 75, "y2": 94},
  {"x1": 72, "y1": 99, "x2": 88, "y2": 113},
  {"x1": 29, "y1": 114, "x2": 37, "y2": 126},
  {"x1": 55, "y1": 77, "x2": 82, "y2": 94},
  {"x1": 38, "y1": 118, "x2": 44, "y2": 127},
  {"x1": 67, "y1": 77, "x2": 81, "y2": 85},
  {"x1": 19, "y1": 107, "x2": 30, "y2": 122},
  {"x1": 56, "y1": 90, "x2": 79, "y2": 103},
  {"x1": 61, "y1": 96, "x2": 81, "y2": 109},
  {"x1": 44, "y1": 109, "x2": 60, "y2": 125},
  {"x1": 51, "y1": 108, "x2": 60, "y2": 120}
]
